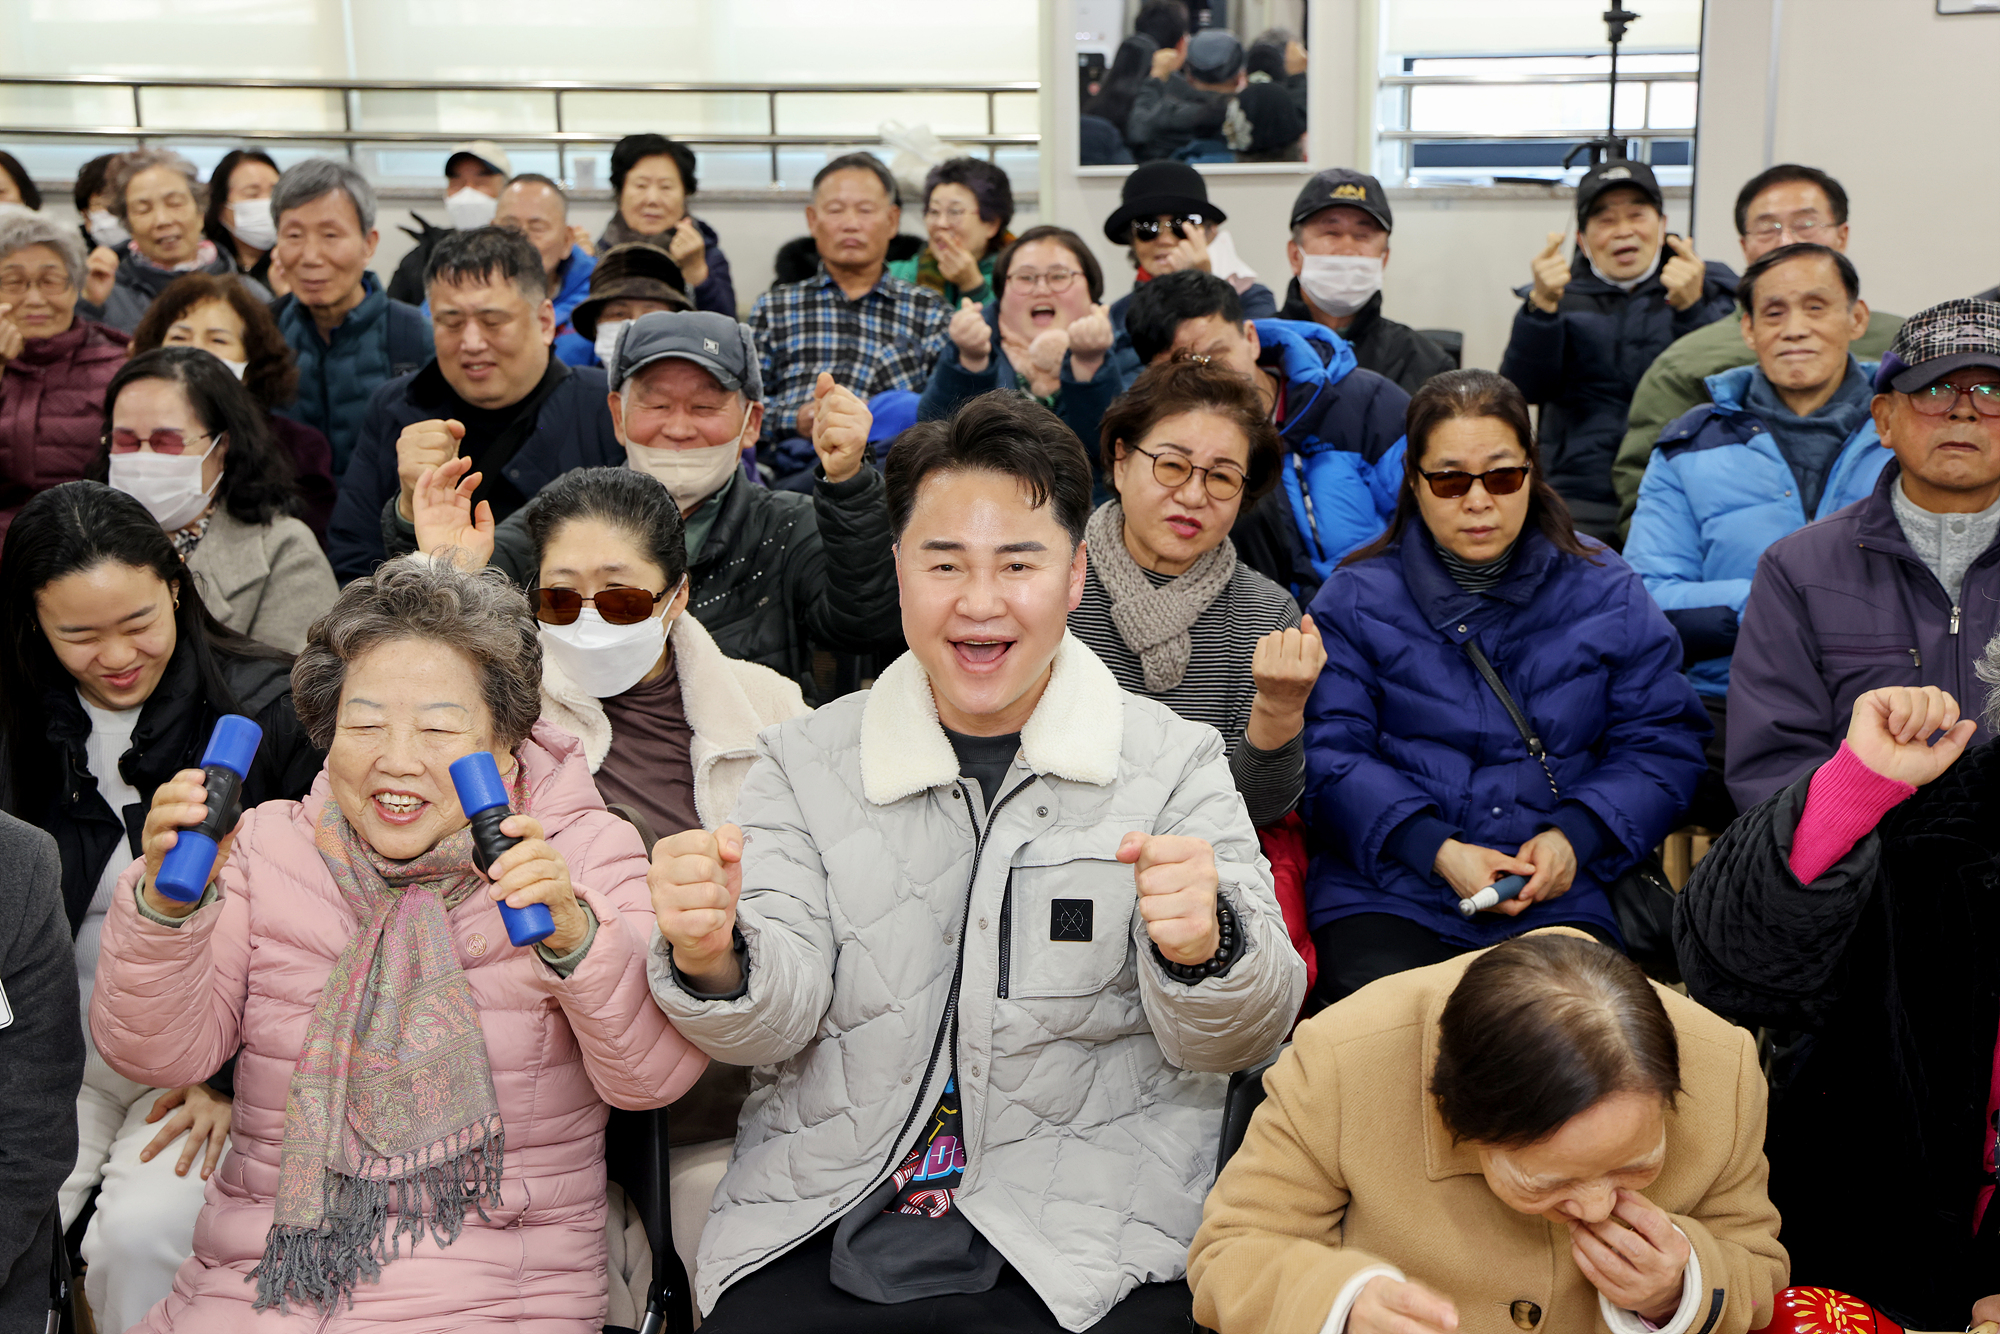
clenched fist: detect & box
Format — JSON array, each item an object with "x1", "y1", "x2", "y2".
[
  {"x1": 665, "y1": 218, "x2": 709, "y2": 291},
  {"x1": 1659, "y1": 234, "x2": 1706, "y2": 311},
  {"x1": 1066, "y1": 303, "x2": 1114, "y2": 380},
  {"x1": 84, "y1": 245, "x2": 119, "y2": 308},
  {"x1": 139, "y1": 769, "x2": 241, "y2": 918},
  {"x1": 1529, "y1": 231, "x2": 1571, "y2": 314},
  {"x1": 0, "y1": 304, "x2": 24, "y2": 363},
  {"x1": 1845, "y1": 685, "x2": 1975, "y2": 788},
  {"x1": 651, "y1": 823, "x2": 745, "y2": 993},
  {"x1": 810, "y1": 371, "x2": 871, "y2": 484},
  {"x1": 1117, "y1": 831, "x2": 1220, "y2": 967},
  {"x1": 395, "y1": 418, "x2": 465, "y2": 521},
  {"x1": 949, "y1": 297, "x2": 992, "y2": 372}
]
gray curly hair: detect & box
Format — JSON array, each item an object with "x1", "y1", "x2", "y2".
[
  {"x1": 1977, "y1": 629, "x2": 2000, "y2": 732},
  {"x1": 0, "y1": 213, "x2": 84, "y2": 289},
  {"x1": 291, "y1": 556, "x2": 543, "y2": 752},
  {"x1": 107, "y1": 148, "x2": 204, "y2": 224}
]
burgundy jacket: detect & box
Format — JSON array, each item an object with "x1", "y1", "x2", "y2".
[
  {"x1": 0, "y1": 321, "x2": 130, "y2": 547},
  {"x1": 1726, "y1": 460, "x2": 2000, "y2": 809}
]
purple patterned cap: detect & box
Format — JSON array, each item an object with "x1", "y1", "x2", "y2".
[{"x1": 1874, "y1": 298, "x2": 2000, "y2": 393}]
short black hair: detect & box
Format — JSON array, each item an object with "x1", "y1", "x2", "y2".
[
  {"x1": 425, "y1": 223, "x2": 549, "y2": 301},
  {"x1": 1737, "y1": 241, "x2": 1859, "y2": 309},
  {"x1": 610, "y1": 134, "x2": 697, "y2": 199},
  {"x1": 1125, "y1": 268, "x2": 1243, "y2": 365},
  {"x1": 0, "y1": 151, "x2": 42, "y2": 213},
  {"x1": 923, "y1": 157, "x2": 1015, "y2": 255},
  {"x1": 524, "y1": 467, "x2": 688, "y2": 589},
  {"x1": 813, "y1": 152, "x2": 899, "y2": 209},
  {"x1": 74, "y1": 152, "x2": 120, "y2": 213},
  {"x1": 886, "y1": 391, "x2": 1093, "y2": 546},
  {"x1": 1733, "y1": 163, "x2": 1849, "y2": 236},
  {"x1": 1431, "y1": 934, "x2": 1682, "y2": 1150},
  {"x1": 1134, "y1": 0, "x2": 1190, "y2": 49},
  {"x1": 991, "y1": 226, "x2": 1104, "y2": 305}
]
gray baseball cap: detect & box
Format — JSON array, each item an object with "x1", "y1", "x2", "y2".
[{"x1": 608, "y1": 309, "x2": 764, "y2": 404}]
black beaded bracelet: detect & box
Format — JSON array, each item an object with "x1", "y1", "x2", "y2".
[{"x1": 1154, "y1": 895, "x2": 1244, "y2": 985}]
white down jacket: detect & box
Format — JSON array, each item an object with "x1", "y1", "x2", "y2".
[{"x1": 648, "y1": 631, "x2": 1306, "y2": 1330}]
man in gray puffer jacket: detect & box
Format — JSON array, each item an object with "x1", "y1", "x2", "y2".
[{"x1": 649, "y1": 391, "x2": 1305, "y2": 1332}]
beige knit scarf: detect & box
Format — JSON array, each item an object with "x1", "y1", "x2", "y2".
[{"x1": 1085, "y1": 500, "x2": 1235, "y2": 692}]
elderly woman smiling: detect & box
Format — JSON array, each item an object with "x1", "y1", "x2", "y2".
[
  {"x1": 1189, "y1": 932, "x2": 1787, "y2": 1334},
  {"x1": 88, "y1": 557, "x2": 705, "y2": 1330}
]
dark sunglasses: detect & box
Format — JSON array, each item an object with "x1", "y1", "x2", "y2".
[
  {"x1": 1420, "y1": 466, "x2": 1531, "y2": 500},
  {"x1": 1129, "y1": 215, "x2": 1203, "y2": 243},
  {"x1": 533, "y1": 585, "x2": 670, "y2": 626}
]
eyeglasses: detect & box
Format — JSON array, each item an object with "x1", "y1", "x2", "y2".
[
  {"x1": 1420, "y1": 466, "x2": 1531, "y2": 499},
  {"x1": 1746, "y1": 216, "x2": 1831, "y2": 240},
  {"x1": 1908, "y1": 381, "x2": 2000, "y2": 418},
  {"x1": 1127, "y1": 443, "x2": 1246, "y2": 501},
  {"x1": 105, "y1": 427, "x2": 212, "y2": 456},
  {"x1": 533, "y1": 585, "x2": 671, "y2": 626},
  {"x1": 1008, "y1": 267, "x2": 1081, "y2": 294},
  {"x1": 0, "y1": 271, "x2": 74, "y2": 300},
  {"x1": 1129, "y1": 215, "x2": 1203, "y2": 243}
]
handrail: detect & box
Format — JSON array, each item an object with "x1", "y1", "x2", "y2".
[
  {"x1": 0, "y1": 75, "x2": 1043, "y2": 188},
  {"x1": 1381, "y1": 70, "x2": 1697, "y2": 86}
]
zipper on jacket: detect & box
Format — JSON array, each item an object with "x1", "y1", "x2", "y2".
[
  {"x1": 1910, "y1": 648, "x2": 1923, "y2": 669},
  {"x1": 997, "y1": 870, "x2": 1015, "y2": 999},
  {"x1": 1952, "y1": 604, "x2": 1962, "y2": 635}
]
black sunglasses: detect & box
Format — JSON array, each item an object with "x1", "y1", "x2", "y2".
[
  {"x1": 1129, "y1": 215, "x2": 1204, "y2": 243},
  {"x1": 1420, "y1": 466, "x2": 1532, "y2": 500}
]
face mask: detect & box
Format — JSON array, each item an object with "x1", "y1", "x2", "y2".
[
  {"x1": 87, "y1": 208, "x2": 129, "y2": 249},
  {"x1": 217, "y1": 356, "x2": 248, "y2": 380},
  {"x1": 594, "y1": 319, "x2": 629, "y2": 371},
  {"x1": 625, "y1": 410, "x2": 752, "y2": 511},
  {"x1": 108, "y1": 447, "x2": 219, "y2": 532},
  {"x1": 1587, "y1": 241, "x2": 1664, "y2": 294},
  {"x1": 538, "y1": 588, "x2": 682, "y2": 699},
  {"x1": 445, "y1": 187, "x2": 498, "y2": 230},
  {"x1": 1297, "y1": 254, "x2": 1384, "y2": 318},
  {"x1": 226, "y1": 195, "x2": 277, "y2": 250}
]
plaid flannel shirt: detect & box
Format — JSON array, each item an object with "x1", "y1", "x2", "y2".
[{"x1": 749, "y1": 263, "x2": 949, "y2": 441}]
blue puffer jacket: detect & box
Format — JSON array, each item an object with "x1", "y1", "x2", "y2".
[
  {"x1": 1228, "y1": 319, "x2": 1409, "y2": 605},
  {"x1": 549, "y1": 245, "x2": 596, "y2": 341},
  {"x1": 1302, "y1": 527, "x2": 1708, "y2": 948},
  {"x1": 1624, "y1": 360, "x2": 1890, "y2": 698},
  {"x1": 272, "y1": 273, "x2": 432, "y2": 478},
  {"x1": 1497, "y1": 247, "x2": 1737, "y2": 536}
]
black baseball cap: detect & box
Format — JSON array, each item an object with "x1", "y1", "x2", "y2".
[
  {"x1": 608, "y1": 309, "x2": 764, "y2": 402},
  {"x1": 1575, "y1": 158, "x2": 1664, "y2": 223},
  {"x1": 1874, "y1": 298, "x2": 2000, "y2": 393},
  {"x1": 1103, "y1": 160, "x2": 1224, "y2": 245},
  {"x1": 1290, "y1": 168, "x2": 1392, "y2": 232}
]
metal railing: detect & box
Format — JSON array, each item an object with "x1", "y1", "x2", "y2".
[
  {"x1": 0, "y1": 75, "x2": 1042, "y2": 187},
  {"x1": 1378, "y1": 67, "x2": 1698, "y2": 173}
]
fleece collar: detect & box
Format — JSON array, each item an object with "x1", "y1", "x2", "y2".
[{"x1": 859, "y1": 631, "x2": 1126, "y2": 805}]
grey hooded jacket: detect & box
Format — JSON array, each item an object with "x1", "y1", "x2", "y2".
[{"x1": 649, "y1": 632, "x2": 1305, "y2": 1329}]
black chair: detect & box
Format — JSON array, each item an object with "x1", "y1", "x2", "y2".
[
  {"x1": 1214, "y1": 1048, "x2": 1285, "y2": 1177},
  {"x1": 1416, "y1": 329, "x2": 1466, "y2": 370}
]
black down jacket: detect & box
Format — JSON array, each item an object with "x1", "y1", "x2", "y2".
[
  {"x1": 1676, "y1": 746, "x2": 2000, "y2": 1327},
  {"x1": 383, "y1": 465, "x2": 902, "y2": 702},
  {"x1": 1498, "y1": 246, "x2": 1735, "y2": 540}
]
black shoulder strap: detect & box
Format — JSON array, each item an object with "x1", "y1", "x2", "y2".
[{"x1": 1462, "y1": 640, "x2": 1560, "y2": 798}]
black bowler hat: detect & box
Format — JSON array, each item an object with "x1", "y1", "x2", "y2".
[{"x1": 1102, "y1": 161, "x2": 1225, "y2": 245}]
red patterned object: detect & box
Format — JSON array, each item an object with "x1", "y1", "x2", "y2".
[{"x1": 1753, "y1": 1289, "x2": 1905, "y2": 1334}]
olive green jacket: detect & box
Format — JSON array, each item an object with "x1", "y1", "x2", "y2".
[{"x1": 1613, "y1": 307, "x2": 1904, "y2": 535}]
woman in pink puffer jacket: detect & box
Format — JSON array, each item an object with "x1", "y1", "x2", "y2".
[{"x1": 89, "y1": 559, "x2": 705, "y2": 1331}]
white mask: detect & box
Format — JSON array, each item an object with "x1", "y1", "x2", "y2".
[
  {"x1": 217, "y1": 356, "x2": 249, "y2": 380},
  {"x1": 1297, "y1": 254, "x2": 1384, "y2": 318},
  {"x1": 625, "y1": 410, "x2": 752, "y2": 512},
  {"x1": 445, "y1": 187, "x2": 498, "y2": 230},
  {"x1": 538, "y1": 590, "x2": 681, "y2": 699},
  {"x1": 225, "y1": 195, "x2": 277, "y2": 251},
  {"x1": 87, "y1": 209, "x2": 129, "y2": 249},
  {"x1": 594, "y1": 319, "x2": 629, "y2": 371},
  {"x1": 108, "y1": 447, "x2": 220, "y2": 533}
]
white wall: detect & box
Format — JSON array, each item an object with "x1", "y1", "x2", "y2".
[{"x1": 1693, "y1": 0, "x2": 2000, "y2": 317}]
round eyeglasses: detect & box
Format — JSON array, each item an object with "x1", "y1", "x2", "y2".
[{"x1": 1127, "y1": 443, "x2": 1246, "y2": 501}]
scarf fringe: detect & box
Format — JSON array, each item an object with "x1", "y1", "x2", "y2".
[{"x1": 249, "y1": 1118, "x2": 505, "y2": 1313}]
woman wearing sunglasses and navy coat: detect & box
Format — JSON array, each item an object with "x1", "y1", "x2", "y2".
[
  {"x1": 92, "y1": 346, "x2": 336, "y2": 654},
  {"x1": 1301, "y1": 369, "x2": 1709, "y2": 1006}
]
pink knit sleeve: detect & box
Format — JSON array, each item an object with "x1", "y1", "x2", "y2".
[{"x1": 1787, "y1": 742, "x2": 1916, "y2": 884}]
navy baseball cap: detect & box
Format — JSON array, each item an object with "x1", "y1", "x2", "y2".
[
  {"x1": 608, "y1": 309, "x2": 764, "y2": 403},
  {"x1": 1874, "y1": 298, "x2": 2000, "y2": 393},
  {"x1": 1575, "y1": 158, "x2": 1664, "y2": 223}
]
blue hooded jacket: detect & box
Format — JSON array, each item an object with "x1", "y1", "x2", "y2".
[
  {"x1": 1303, "y1": 527, "x2": 1708, "y2": 947},
  {"x1": 1624, "y1": 360, "x2": 1890, "y2": 698},
  {"x1": 1229, "y1": 319, "x2": 1409, "y2": 605}
]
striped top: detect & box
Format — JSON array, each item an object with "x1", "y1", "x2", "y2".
[{"x1": 1070, "y1": 559, "x2": 1306, "y2": 826}]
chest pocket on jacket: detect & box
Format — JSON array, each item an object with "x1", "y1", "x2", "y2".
[{"x1": 1003, "y1": 850, "x2": 1134, "y2": 1000}]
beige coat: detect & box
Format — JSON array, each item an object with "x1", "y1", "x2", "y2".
[
  {"x1": 183, "y1": 508, "x2": 337, "y2": 654},
  {"x1": 1189, "y1": 930, "x2": 1786, "y2": 1334},
  {"x1": 539, "y1": 611, "x2": 808, "y2": 829}
]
